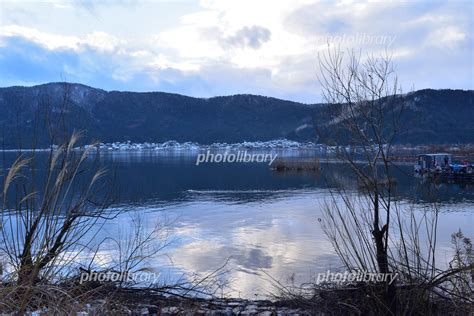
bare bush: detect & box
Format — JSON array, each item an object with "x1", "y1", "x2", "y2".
[{"x1": 0, "y1": 132, "x2": 116, "y2": 312}]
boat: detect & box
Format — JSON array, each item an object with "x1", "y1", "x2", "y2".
[{"x1": 414, "y1": 153, "x2": 474, "y2": 182}]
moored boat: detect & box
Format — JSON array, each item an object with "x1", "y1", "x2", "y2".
[{"x1": 414, "y1": 153, "x2": 474, "y2": 183}]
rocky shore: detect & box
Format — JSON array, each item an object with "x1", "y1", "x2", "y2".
[{"x1": 79, "y1": 297, "x2": 312, "y2": 315}]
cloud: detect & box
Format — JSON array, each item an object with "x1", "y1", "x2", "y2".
[
  {"x1": 0, "y1": 0, "x2": 472, "y2": 102},
  {"x1": 220, "y1": 25, "x2": 271, "y2": 49},
  {"x1": 0, "y1": 25, "x2": 122, "y2": 53},
  {"x1": 162, "y1": 194, "x2": 340, "y2": 296},
  {"x1": 0, "y1": 25, "x2": 80, "y2": 51}
]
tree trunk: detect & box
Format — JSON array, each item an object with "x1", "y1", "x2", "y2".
[{"x1": 372, "y1": 192, "x2": 397, "y2": 315}]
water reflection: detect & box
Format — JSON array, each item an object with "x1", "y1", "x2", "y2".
[
  {"x1": 1, "y1": 150, "x2": 473, "y2": 297},
  {"x1": 3, "y1": 150, "x2": 472, "y2": 205},
  {"x1": 77, "y1": 150, "x2": 474, "y2": 205},
  {"x1": 107, "y1": 193, "x2": 470, "y2": 297}
]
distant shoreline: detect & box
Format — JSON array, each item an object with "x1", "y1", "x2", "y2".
[{"x1": 1, "y1": 140, "x2": 473, "y2": 154}]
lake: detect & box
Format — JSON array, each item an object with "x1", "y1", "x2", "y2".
[{"x1": 1, "y1": 149, "x2": 473, "y2": 298}]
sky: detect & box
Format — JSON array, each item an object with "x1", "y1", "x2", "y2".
[{"x1": 0, "y1": 0, "x2": 472, "y2": 103}]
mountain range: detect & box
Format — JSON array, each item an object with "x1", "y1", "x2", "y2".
[{"x1": 0, "y1": 82, "x2": 472, "y2": 148}]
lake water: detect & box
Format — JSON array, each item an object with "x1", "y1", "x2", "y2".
[{"x1": 1, "y1": 149, "x2": 473, "y2": 298}]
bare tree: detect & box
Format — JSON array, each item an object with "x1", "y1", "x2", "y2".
[
  {"x1": 316, "y1": 46, "x2": 473, "y2": 315},
  {"x1": 317, "y1": 46, "x2": 404, "y2": 313}
]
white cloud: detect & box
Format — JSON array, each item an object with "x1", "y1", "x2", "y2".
[
  {"x1": 426, "y1": 26, "x2": 467, "y2": 48},
  {"x1": 83, "y1": 31, "x2": 122, "y2": 52},
  {"x1": 0, "y1": 25, "x2": 123, "y2": 53},
  {"x1": 148, "y1": 54, "x2": 200, "y2": 72},
  {"x1": 0, "y1": 25, "x2": 80, "y2": 50},
  {"x1": 0, "y1": 0, "x2": 472, "y2": 101}
]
